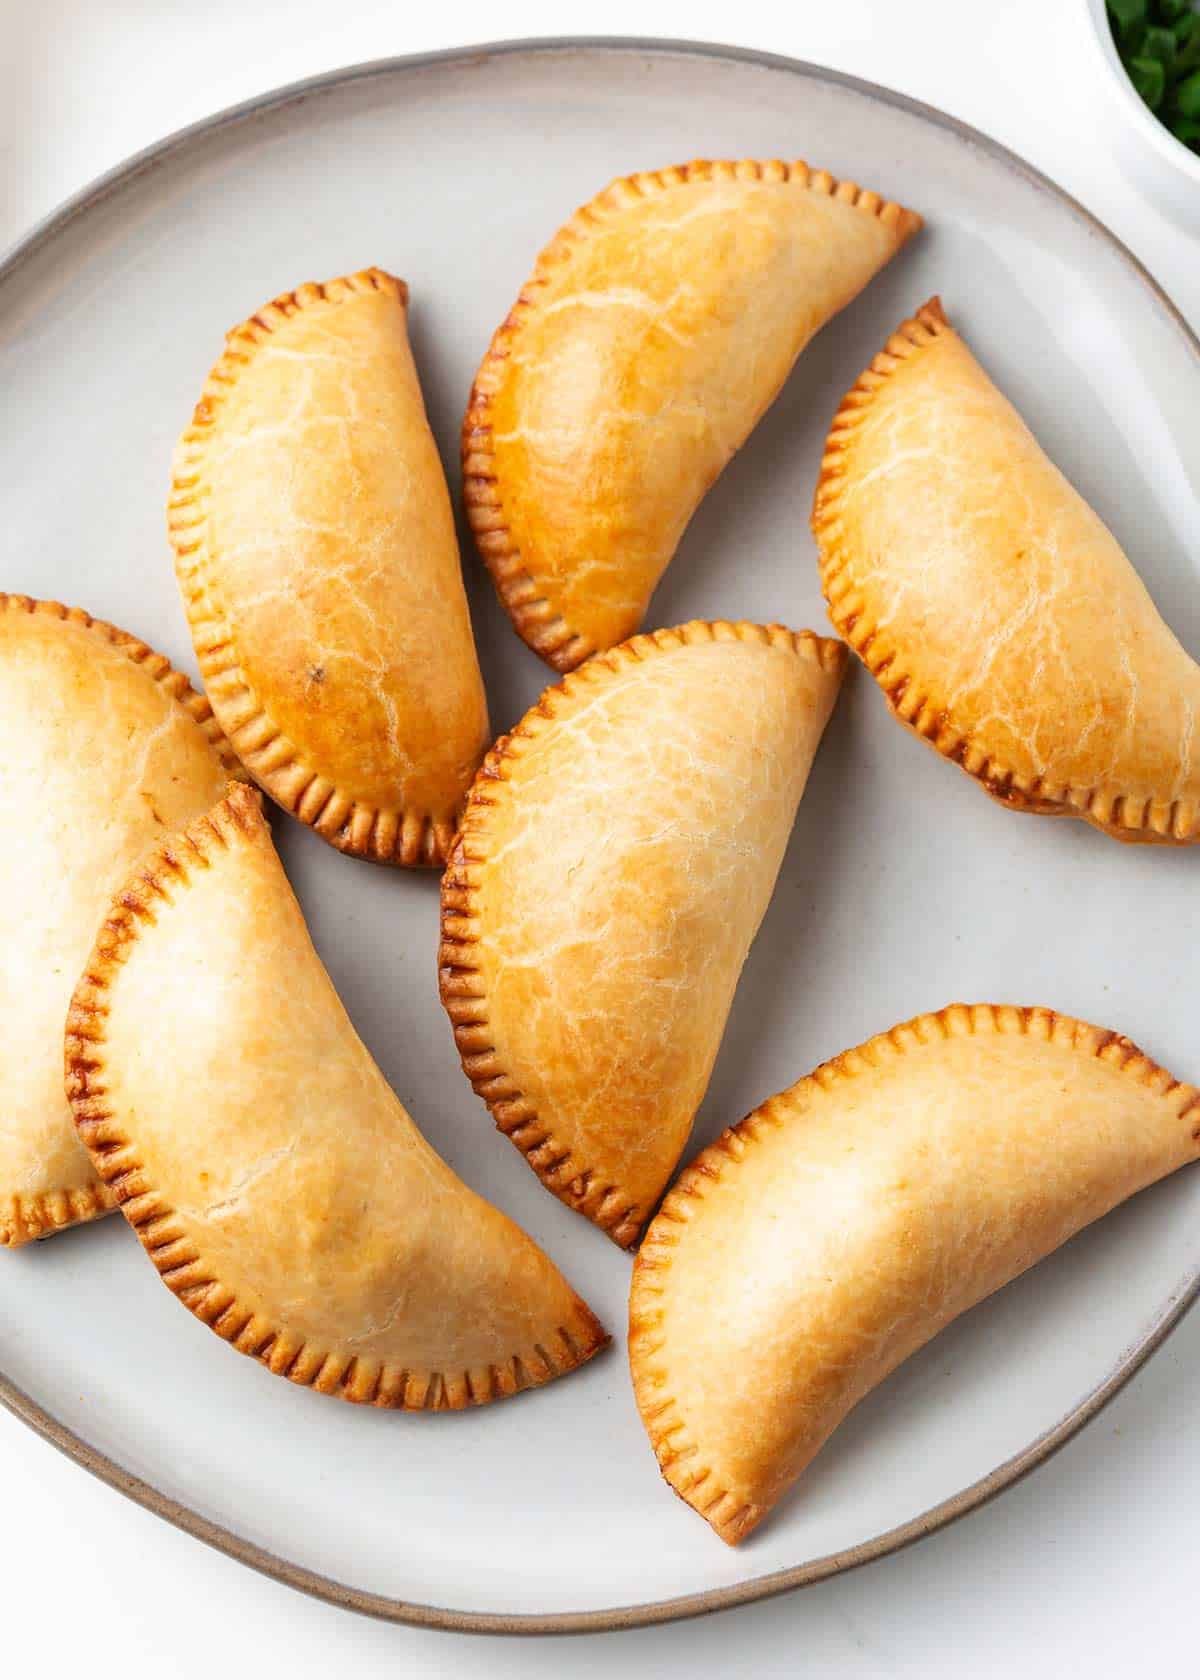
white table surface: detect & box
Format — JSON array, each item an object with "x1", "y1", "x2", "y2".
[{"x1": 3, "y1": 0, "x2": 1196, "y2": 1672}]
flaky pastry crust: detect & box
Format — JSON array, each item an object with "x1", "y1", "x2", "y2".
[
  {"x1": 0, "y1": 593, "x2": 237, "y2": 1248},
  {"x1": 465, "y1": 160, "x2": 920, "y2": 670},
  {"x1": 630, "y1": 1004, "x2": 1200, "y2": 1543},
  {"x1": 65, "y1": 784, "x2": 606, "y2": 1407},
  {"x1": 440, "y1": 621, "x2": 846, "y2": 1247},
  {"x1": 813, "y1": 298, "x2": 1200, "y2": 843},
  {"x1": 169, "y1": 269, "x2": 490, "y2": 867}
]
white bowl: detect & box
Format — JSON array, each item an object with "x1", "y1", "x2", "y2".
[{"x1": 1084, "y1": 0, "x2": 1200, "y2": 229}]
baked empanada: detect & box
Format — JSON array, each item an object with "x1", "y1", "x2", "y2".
[
  {"x1": 630, "y1": 1004, "x2": 1200, "y2": 1543},
  {"x1": 169, "y1": 268, "x2": 490, "y2": 867},
  {"x1": 0, "y1": 595, "x2": 236, "y2": 1248},
  {"x1": 65, "y1": 784, "x2": 605, "y2": 1406},
  {"x1": 440, "y1": 621, "x2": 846, "y2": 1247},
  {"x1": 813, "y1": 298, "x2": 1200, "y2": 843},
  {"x1": 464, "y1": 161, "x2": 920, "y2": 670}
]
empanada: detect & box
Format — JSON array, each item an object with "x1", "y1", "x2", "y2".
[
  {"x1": 630, "y1": 1004, "x2": 1200, "y2": 1543},
  {"x1": 169, "y1": 268, "x2": 490, "y2": 867},
  {"x1": 813, "y1": 298, "x2": 1200, "y2": 843},
  {"x1": 464, "y1": 161, "x2": 920, "y2": 670},
  {"x1": 440, "y1": 621, "x2": 846, "y2": 1247},
  {"x1": 65, "y1": 784, "x2": 606, "y2": 1406},
  {"x1": 0, "y1": 594, "x2": 237, "y2": 1249}
]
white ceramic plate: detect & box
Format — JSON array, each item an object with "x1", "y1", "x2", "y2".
[{"x1": 1, "y1": 37, "x2": 1198, "y2": 1637}]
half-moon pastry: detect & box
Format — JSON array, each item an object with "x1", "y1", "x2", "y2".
[
  {"x1": 630, "y1": 1004, "x2": 1200, "y2": 1543},
  {"x1": 0, "y1": 594, "x2": 237, "y2": 1249},
  {"x1": 439, "y1": 621, "x2": 847, "y2": 1247},
  {"x1": 169, "y1": 268, "x2": 490, "y2": 867},
  {"x1": 464, "y1": 160, "x2": 921, "y2": 671},
  {"x1": 65, "y1": 784, "x2": 606, "y2": 1407},
  {"x1": 813, "y1": 298, "x2": 1200, "y2": 844}
]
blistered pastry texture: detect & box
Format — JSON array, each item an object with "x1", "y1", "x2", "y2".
[
  {"x1": 465, "y1": 160, "x2": 920, "y2": 670},
  {"x1": 65, "y1": 784, "x2": 607, "y2": 1406},
  {"x1": 440, "y1": 621, "x2": 846, "y2": 1247},
  {"x1": 0, "y1": 594, "x2": 237, "y2": 1248},
  {"x1": 169, "y1": 269, "x2": 490, "y2": 867},
  {"x1": 630, "y1": 1004, "x2": 1200, "y2": 1542},
  {"x1": 813, "y1": 299, "x2": 1200, "y2": 843}
]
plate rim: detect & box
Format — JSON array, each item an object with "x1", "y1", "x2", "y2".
[{"x1": 2, "y1": 32, "x2": 1198, "y2": 1639}]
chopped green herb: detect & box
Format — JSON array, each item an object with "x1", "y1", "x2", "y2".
[
  {"x1": 1142, "y1": 24, "x2": 1179, "y2": 63},
  {"x1": 1108, "y1": 0, "x2": 1148, "y2": 30},
  {"x1": 1109, "y1": 0, "x2": 1200, "y2": 152},
  {"x1": 1174, "y1": 15, "x2": 1200, "y2": 69},
  {"x1": 1129, "y1": 54, "x2": 1168, "y2": 105},
  {"x1": 1176, "y1": 66, "x2": 1200, "y2": 112}
]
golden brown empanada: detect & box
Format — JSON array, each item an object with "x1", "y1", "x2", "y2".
[
  {"x1": 813, "y1": 298, "x2": 1200, "y2": 843},
  {"x1": 65, "y1": 783, "x2": 606, "y2": 1406},
  {"x1": 630, "y1": 1004, "x2": 1200, "y2": 1543},
  {"x1": 0, "y1": 594, "x2": 237, "y2": 1248},
  {"x1": 169, "y1": 268, "x2": 490, "y2": 867},
  {"x1": 464, "y1": 161, "x2": 920, "y2": 671},
  {"x1": 440, "y1": 621, "x2": 846, "y2": 1247}
]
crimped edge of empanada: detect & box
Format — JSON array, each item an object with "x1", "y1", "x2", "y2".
[
  {"x1": 64, "y1": 782, "x2": 607, "y2": 1407},
  {"x1": 629, "y1": 1002, "x2": 1200, "y2": 1544},
  {"x1": 812, "y1": 297, "x2": 1200, "y2": 845},
  {"x1": 2, "y1": 1183, "x2": 114, "y2": 1249},
  {"x1": 1, "y1": 591, "x2": 241, "y2": 1250},
  {"x1": 438, "y1": 620, "x2": 848, "y2": 1250},
  {"x1": 463, "y1": 159, "x2": 923, "y2": 674},
  {"x1": 168, "y1": 268, "x2": 460, "y2": 869}
]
